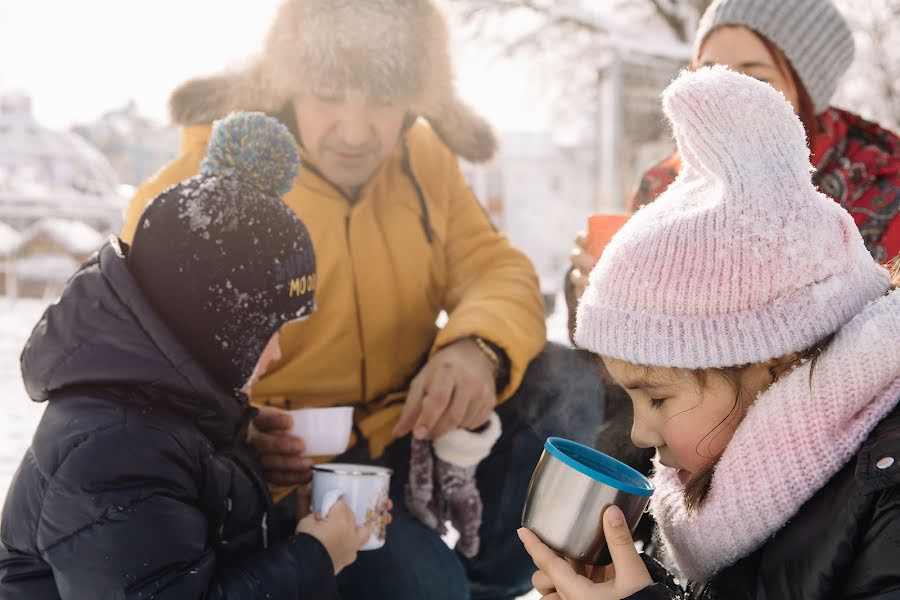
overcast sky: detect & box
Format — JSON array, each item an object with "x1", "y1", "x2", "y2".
[{"x1": 0, "y1": 0, "x2": 551, "y2": 132}]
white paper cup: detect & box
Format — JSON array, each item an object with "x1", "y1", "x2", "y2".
[
  {"x1": 312, "y1": 463, "x2": 393, "y2": 550},
  {"x1": 286, "y1": 406, "x2": 354, "y2": 457}
]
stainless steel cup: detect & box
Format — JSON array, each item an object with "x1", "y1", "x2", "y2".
[{"x1": 521, "y1": 437, "x2": 654, "y2": 565}]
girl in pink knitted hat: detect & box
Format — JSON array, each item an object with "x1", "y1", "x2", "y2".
[{"x1": 518, "y1": 65, "x2": 900, "y2": 599}]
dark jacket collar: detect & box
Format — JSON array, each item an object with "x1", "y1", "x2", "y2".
[{"x1": 20, "y1": 240, "x2": 251, "y2": 445}]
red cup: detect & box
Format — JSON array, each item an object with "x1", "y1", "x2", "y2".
[{"x1": 586, "y1": 213, "x2": 630, "y2": 259}]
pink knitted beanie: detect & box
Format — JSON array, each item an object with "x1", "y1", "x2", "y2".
[{"x1": 575, "y1": 66, "x2": 890, "y2": 368}]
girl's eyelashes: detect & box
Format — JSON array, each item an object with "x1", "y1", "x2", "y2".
[{"x1": 649, "y1": 397, "x2": 667, "y2": 410}]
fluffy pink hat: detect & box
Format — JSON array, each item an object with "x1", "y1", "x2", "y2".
[{"x1": 575, "y1": 66, "x2": 890, "y2": 368}]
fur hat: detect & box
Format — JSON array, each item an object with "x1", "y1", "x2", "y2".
[{"x1": 169, "y1": 0, "x2": 497, "y2": 162}]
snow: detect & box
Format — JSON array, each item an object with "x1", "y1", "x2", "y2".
[
  {"x1": 11, "y1": 253, "x2": 80, "y2": 280},
  {"x1": 0, "y1": 222, "x2": 19, "y2": 255},
  {"x1": 20, "y1": 218, "x2": 104, "y2": 255},
  {"x1": 0, "y1": 298, "x2": 48, "y2": 507}
]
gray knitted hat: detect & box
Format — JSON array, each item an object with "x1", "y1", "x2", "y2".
[{"x1": 695, "y1": 0, "x2": 855, "y2": 113}]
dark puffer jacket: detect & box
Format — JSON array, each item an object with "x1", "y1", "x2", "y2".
[
  {"x1": 0, "y1": 241, "x2": 337, "y2": 599},
  {"x1": 629, "y1": 401, "x2": 900, "y2": 600}
]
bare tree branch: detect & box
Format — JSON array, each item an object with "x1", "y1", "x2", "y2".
[
  {"x1": 833, "y1": 0, "x2": 900, "y2": 128},
  {"x1": 648, "y1": 0, "x2": 688, "y2": 40}
]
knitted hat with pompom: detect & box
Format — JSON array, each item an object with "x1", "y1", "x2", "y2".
[{"x1": 128, "y1": 112, "x2": 317, "y2": 394}]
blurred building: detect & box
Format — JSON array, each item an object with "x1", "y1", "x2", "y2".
[
  {"x1": 72, "y1": 100, "x2": 179, "y2": 185},
  {"x1": 461, "y1": 132, "x2": 594, "y2": 307},
  {"x1": 462, "y1": 40, "x2": 689, "y2": 303},
  {"x1": 0, "y1": 93, "x2": 120, "y2": 298},
  {"x1": 593, "y1": 39, "x2": 690, "y2": 212}
]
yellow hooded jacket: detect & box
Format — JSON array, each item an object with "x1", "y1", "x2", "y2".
[{"x1": 122, "y1": 121, "x2": 546, "y2": 458}]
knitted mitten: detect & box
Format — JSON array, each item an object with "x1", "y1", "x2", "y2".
[
  {"x1": 405, "y1": 437, "x2": 443, "y2": 532},
  {"x1": 434, "y1": 459, "x2": 481, "y2": 557},
  {"x1": 404, "y1": 413, "x2": 502, "y2": 558}
]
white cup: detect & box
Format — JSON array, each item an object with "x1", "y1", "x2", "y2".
[
  {"x1": 312, "y1": 463, "x2": 392, "y2": 551},
  {"x1": 286, "y1": 406, "x2": 354, "y2": 457}
]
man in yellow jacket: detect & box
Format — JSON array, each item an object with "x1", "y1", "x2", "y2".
[{"x1": 122, "y1": 1, "x2": 606, "y2": 598}]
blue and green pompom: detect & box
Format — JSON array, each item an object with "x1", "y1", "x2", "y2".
[{"x1": 201, "y1": 111, "x2": 301, "y2": 197}]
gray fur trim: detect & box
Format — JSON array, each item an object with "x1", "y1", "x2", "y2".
[
  {"x1": 427, "y1": 97, "x2": 498, "y2": 164},
  {"x1": 169, "y1": 74, "x2": 243, "y2": 125}
]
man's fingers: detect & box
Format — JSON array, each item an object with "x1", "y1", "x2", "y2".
[
  {"x1": 460, "y1": 382, "x2": 494, "y2": 430},
  {"x1": 602, "y1": 506, "x2": 652, "y2": 593},
  {"x1": 413, "y1": 377, "x2": 454, "y2": 439},
  {"x1": 250, "y1": 431, "x2": 306, "y2": 455},
  {"x1": 259, "y1": 454, "x2": 314, "y2": 473},
  {"x1": 296, "y1": 483, "x2": 312, "y2": 518},
  {"x1": 253, "y1": 406, "x2": 294, "y2": 432},
  {"x1": 393, "y1": 373, "x2": 428, "y2": 438},
  {"x1": 429, "y1": 384, "x2": 471, "y2": 439}
]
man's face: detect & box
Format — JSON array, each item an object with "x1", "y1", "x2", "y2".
[{"x1": 292, "y1": 90, "x2": 407, "y2": 192}]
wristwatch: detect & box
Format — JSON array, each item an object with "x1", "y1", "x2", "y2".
[
  {"x1": 473, "y1": 336, "x2": 500, "y2": 374},
  {"x1": 472, "y1": 336, "x2": 510, "y2": 392}
]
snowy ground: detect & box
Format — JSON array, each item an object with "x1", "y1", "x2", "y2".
[
  {"x1": 0, "y1": 298, "x2": 49, "y2": 508},
  {"x1": 0, "y1": 294, "x2": 570, "y2": 597}
]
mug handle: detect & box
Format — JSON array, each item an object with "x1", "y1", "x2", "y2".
[{"x1": 318, "y1": 489, "x2": 345, "y2": 517}]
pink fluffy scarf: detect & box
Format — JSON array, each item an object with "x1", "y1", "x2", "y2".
[{"x1": 650, "y1": 290, "x2": 900, "y2": 583}]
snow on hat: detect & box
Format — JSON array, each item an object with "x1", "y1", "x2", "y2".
[
  {"x1": 575, "y1": 66, "x2": 890, "y2": 369},
  {"x1": 168, "y1": 0, "x2": 497, "y2": 163},
  {"x1": 128, "y1": 112, "x2": 316, "y2": 394},
  {"x1": 695, "y1": 0, "x2": 855, "y2": 113}
]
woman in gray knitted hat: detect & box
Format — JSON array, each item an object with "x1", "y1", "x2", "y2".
[{"x1": 567, "y1": 0, "x2": 900, "y2": 332}]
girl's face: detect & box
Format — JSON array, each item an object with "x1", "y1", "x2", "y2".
[
  {"x1": 698, "y1": 25, "x2": 800, "y2": 112},
  {"x1": 602, "y1": 356, "x2": 773, "y2": 486}
]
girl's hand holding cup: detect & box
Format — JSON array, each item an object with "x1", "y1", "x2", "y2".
[{"x1": 518, "y1": 505, "x2": 653, "y2": 600}]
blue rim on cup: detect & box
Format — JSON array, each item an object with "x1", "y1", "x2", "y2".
[{"x1": 543, "y1": 437, "x2": 654, "y2": 496}]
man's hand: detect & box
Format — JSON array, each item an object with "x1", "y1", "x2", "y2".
[
  {"x1": 570, "y1": 231, "x2": 599, "y2": 301},
  {"x1": 392, "y1": 338, "x2": 497, "y2": 440},
  {"x1": 518, "y1": 506, "x2": 653, "y2": 600},
  {"x1": 247, "y1": 406, "x2": 314, "y2": 486}
]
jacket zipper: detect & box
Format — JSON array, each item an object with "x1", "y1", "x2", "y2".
[
  {"x1": 345, "y1": 214, "x2": 368, "y2": 406},
  {"x1": 302, "y1": 161, "x2": 370, "y2": 406}
]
